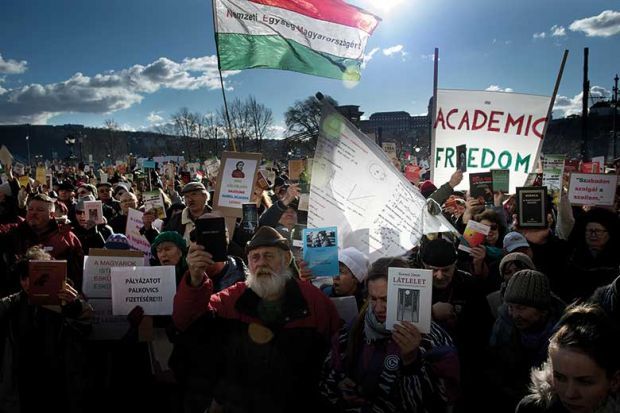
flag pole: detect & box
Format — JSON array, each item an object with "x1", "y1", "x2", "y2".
[
  {"x1": 429, "y1": 47, "x2": 439, "y2": 182},
  {"x1": 533, "y1": 49, "x2": 569, "y2": 173},
  {"x1": 211, "y1": 0, "x2": 237, "y2": 152}
]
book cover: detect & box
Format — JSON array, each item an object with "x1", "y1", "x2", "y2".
[
  {"x1": 458, "y1": 220, "x2": 490, "y2": 252},
  {"x1": 491, "y1": 169, "x2": 509, "y2": 193},
  {"x1": 386, "y1": 267, "x2": 433, "y2": 333},
  {"x1": 456, "y1": 144, "x2": 467, "y2": 172},
  {"x1": 302, "y1": 227, "x2": 339, "y2": 277},
  {"x1": 516, "y1": 186, "x2": 548, "y2": 228},
  {"x1": 469, "y1": 172, "x2": 494, "y2": 204},
  {"x1": 194, "y1": 216, "x2": 228, "y2": 262},
  {"x1": 241, "y1": 203, "x2": 258, "y2": 232},
  {"x1": 84, "y1": 200, "x2": 105, "y2": 225},
  {"x1": 28, "y1": 260, "x2": 67, "y2": 306},
  {"x1": 143, "y1": 191, "x2": 167, "y2": 219}
]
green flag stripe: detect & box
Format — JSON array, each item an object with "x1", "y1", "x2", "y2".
[{"x1": 217, "y1": 33, "x2": 362, "y2": 81}]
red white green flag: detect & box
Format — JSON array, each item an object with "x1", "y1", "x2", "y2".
[{"x1": 214, "y1": 0, "x2": 381, "y2": 81}]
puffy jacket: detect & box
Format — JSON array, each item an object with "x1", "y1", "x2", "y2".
[{"x1": 173, "y1": 274, "x2": 340, "y2": 413}]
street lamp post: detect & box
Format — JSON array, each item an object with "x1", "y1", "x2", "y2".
[
  {"x1": 25, "y1": 136, "x2": 31, "y2": 166},
  {"x1": 613, "y1": 74, "x2": 618, "y2": 159}
]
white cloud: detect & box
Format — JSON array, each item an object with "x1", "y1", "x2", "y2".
[
  {"x1": 551, "y1": 25, "x2": 567, "y2": 37},
  {"x1": 420, "y1": 54, "x2": 438, "y2": 62},
  {"x1": 569, "y1": 10, "x2": 620, "y2": 37},
  {"x1": 382, "y1": 44, "x2": 405, "y2": 57},
  {"x1": 486, "y1": 85, "x2": 514, "y2": 93},
  {"x1": 271, "y1": 123, "x2": 287, "y2": 139},
  {"x1": 553, "y1": 86, "x2": 611, "y2": 117},
  {"x1": 0, "y1": 55, "x2": 238, "y2": 124},
  {"x1": 147, "y1": 112, "x2": 164, "y2": 124},
  {"x1": 361, "y1": 47, "x2": 379, "y2": 69},
  {"x1": 533, "y1": 32, "x2": 546, "y2": 39},
  {"x1": 0, "y1": 54, "x2": 28, "y2": 74}
]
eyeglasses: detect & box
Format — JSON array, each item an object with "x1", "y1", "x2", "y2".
[
  {"x1": 488, "y1": 224, "x2": 498, "y2": 231},
  {"x1": 586, "y1": 229, "x2": 607, "y2": 236}
]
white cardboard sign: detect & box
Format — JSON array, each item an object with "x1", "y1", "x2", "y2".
[
  {"x1": 111, "y1": 266, "x2": 176, "y2": 316},
  {"x1": 568, "y1": 173, "x2": 618, "y2": 206}
]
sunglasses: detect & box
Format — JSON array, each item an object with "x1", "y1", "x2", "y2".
[{"x1": 488, "y1": 224, "x2": 498, "y2": 231}]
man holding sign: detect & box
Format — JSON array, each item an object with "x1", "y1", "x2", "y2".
[{"x1": 173, "y1": 226, "x2": 339, "y2": 413}]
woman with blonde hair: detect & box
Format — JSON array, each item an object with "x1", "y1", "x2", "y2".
[{"x1": 517, "y1": 304, "x2": 620, "y2": 413}]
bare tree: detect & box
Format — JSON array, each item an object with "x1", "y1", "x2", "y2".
[
  {"x1": 102, "y1": 119, "x2": 125, "y2": 160},
  {"x1": 171, "y1": 107, "x2": 199, "y2": 138},
  {"x1": 284, "y1": 95, "x2": 337, "y2": 146},
  {"x1": 218, "y1": 98, "x2": 252, "y2": 151},
  {"x1": 246, "y1": 95, "x2": 273, "y2": 151}
]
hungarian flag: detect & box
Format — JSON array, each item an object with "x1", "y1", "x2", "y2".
[{"x1": 214, "y1": 0, "x2": 380, "y2": 81}]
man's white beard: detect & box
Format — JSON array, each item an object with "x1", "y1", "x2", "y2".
[{"x1": 246, "y1": 266, "x2": 292, "y2": 299}]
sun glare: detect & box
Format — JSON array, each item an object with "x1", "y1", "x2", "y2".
[{"x1": 368, "y1": 0, "x2": 405, "y2": 13}]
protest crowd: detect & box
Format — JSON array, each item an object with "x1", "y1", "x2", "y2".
[{"x1": 0, "y1": 134, "x2": 619, "y2": 413}]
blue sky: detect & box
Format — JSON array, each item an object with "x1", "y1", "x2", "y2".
[{"x1": 0, "y1": 0, "x2": 618, "y2": 135}]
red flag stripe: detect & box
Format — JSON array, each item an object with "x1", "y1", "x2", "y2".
[{"x1": 247, "y1": 0, "x2": 380, "y2": 34}]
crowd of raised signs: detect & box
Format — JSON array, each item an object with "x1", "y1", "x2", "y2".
[{"x1": 0, "y1": 150, "x2": 619, "y2": 413}]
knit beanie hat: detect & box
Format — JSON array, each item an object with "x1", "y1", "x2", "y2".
[
  {"x1": 504, "y1": 269, "x2": 551, "y2": 309},
  {"x1": 420, "y1": 180, "x2": 437, "y2": 199},
  {"x1": 104, "y1": 233, "x2": 131, "y2": 250},
  {"x1": 151, "y1": 231, "x2": 188, "y2": 257},
  {"x1": 421, "y1": 238, "x2": 458, "y2": 267},
  {"x1": 499, "y1": 252, "x2": 535, "y2": 277},
  {"x1": 339, "y1": 247, "x2": 369, "y2": 282}
]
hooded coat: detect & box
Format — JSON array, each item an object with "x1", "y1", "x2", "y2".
[{"x1": 516, "y1": 361, "x2": 620, "y2": 413}]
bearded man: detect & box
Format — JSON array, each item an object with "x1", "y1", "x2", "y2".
[{"x1": 173, "y1": 226, "x2": 340, "y2": 413}]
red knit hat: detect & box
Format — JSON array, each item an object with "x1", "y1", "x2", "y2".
[{"x1": 420, "y1": 180, "x2": 437, "y2": 198}]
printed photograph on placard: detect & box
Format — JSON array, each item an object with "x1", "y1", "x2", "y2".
[
  {"x1": 302, "y1": 226, "x2": 338, "y2": 277},
  {"x1": 305, "y1": 229, "x2": 336, "y2": 248},
  {"x1": 397, "y1": 288, "x2": 420, "y2": 323}
]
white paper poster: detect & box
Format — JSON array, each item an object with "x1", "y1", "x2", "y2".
[
  {"x1": 433, "y1": 89, "x2": 551, "y2": 193},
  {"x1": 386, "y1": 267, "x2": 433, "y2": 333},
  {"x1": 83, "y1": 254, "x2": 145, "y2": 298},
  {"x1": 84, "y1": 200, "x2": 104, "y2": 225},
  {"x1": 309, "y1": 102, "x2": 456, "y2": 261},
  {"x1": 218, "y1": 157, "x2": 258, "y2": 209},
  {"x1": 110, "y1": 266, "x2": 177, "y2": 316},
  {"x1": 568, "y1": 173, "x2": 618, "y2": 206}
]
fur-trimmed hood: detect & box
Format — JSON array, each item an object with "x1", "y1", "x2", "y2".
[{"x1": 526, "y1": 361, "x2": 620, "y2": 413}]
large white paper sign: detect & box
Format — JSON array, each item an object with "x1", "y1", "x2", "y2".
[
  {"x1": 433, "y1": 89, "x2": 551, "y2": 193},
  {"x1": 568, "y1": 173, "x2": 618, "y2": 206},
  {"x1": 309, "y1": 102, "x2": 455, "y2": 262},
  {"x1": 111, "y1": 266, "x2": 176, "y2": 316}
]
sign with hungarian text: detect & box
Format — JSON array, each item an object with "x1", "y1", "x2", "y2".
[
  {"x1": 432, "y1": 89, "x2": 551, "y2": 193},
  {"x1": 568, "y1": 173, "x2": 618, "y2": 206}
]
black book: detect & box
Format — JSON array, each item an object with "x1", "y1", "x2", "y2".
[
  {"x1": 469, "y1": 172, "x2": 494, "y2": 205},
  {"x1": 242, "y1": 203, "x2": 258, "y2": 233},
  {"x1": 456, "y1": 144, "x2": 467, "y2": 172},
  {"x1": 194, "y1": 215, "x2": 228, "y2": 262}
]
